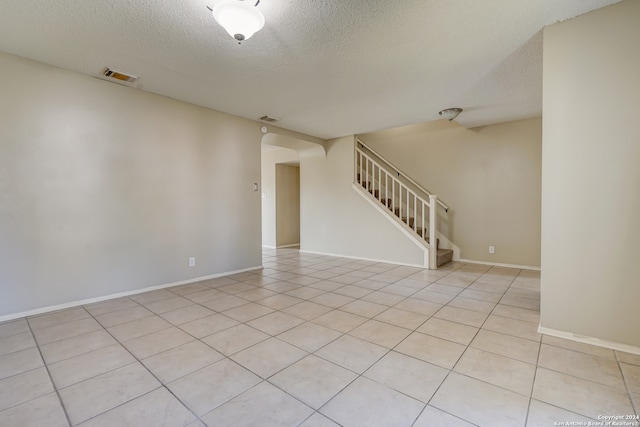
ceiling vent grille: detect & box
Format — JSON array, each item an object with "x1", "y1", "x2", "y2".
[
  {"x1": 101, "y1": 67, "x2": 138, "y2": 83},
  {"x1": 259, "y1": 115, "x2": 279, "y2": 123}
]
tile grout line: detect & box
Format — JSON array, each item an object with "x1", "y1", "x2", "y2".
[
  {"x1": 202, "y1": 261, "x2": 454, "y2": 425},
  {"x1": 25, "y1": 316, "x2": 74, "y2": 427},
  {"x1": 14, "y1": 250, "x2": 634, "y2": 427},
  {"x1": 63, "y1": 304, "x2": 205, "y2": 427}
]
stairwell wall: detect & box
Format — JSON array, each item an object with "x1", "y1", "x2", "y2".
[
  {"x1": 359, "y1": 117, "x2": 542, "y2": 268},
  {"x1": 0, "y1": 52, "x2": 263, "y2": 318},
  {"x1": 299, "y1": 136, "x2": 427, "y2": 266}
]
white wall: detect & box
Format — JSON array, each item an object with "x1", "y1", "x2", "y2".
[
  {"x1": 0, "y1": 52, "x2": 263, "y2": 318},
  {"x1": 261, "y1": 147, "x2": 299, "y2": 247},
  {"x1": 300, "y1": 136, "x2": 427, "y2": 266},
  {"x1": 541, "y1": 0, "x2": 640, "y2": 348},
  {"x1": 360, "y1": 118, "x2": 542, "y2": 267}
]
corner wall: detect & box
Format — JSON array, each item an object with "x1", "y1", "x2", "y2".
[
  {"x1": 541, "y1": 0, "x2": 640, "y2": 348},
  {"x1": 0, "y1": 52, "x2": 263, "y2": 318}
]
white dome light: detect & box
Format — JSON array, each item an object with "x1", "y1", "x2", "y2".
[{"x1": 212, "y1": 0, "x2": 265, "y2": 42}]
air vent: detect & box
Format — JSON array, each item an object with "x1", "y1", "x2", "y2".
[
  {"x1": 101, "y1": 67, "x2": 138, "y2": 83},
  {"x1": 259, "y1": 115, "x2": 280, "y2": 123}
]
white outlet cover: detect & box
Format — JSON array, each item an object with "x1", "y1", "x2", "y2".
[{"x1": 189, "y1": 257, "x2": 196, "y2": 267}]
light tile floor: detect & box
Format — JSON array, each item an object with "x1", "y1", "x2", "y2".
[{"x1": 1, "y1": 248, "x2": 638, "y2": 426}]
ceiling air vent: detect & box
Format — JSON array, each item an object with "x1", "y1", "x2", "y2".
[
  {"x1": 101, "y1": 67, "x2": 138, "y2": 83},
  {"x1": 259, "y1": 115, "x2": 280, "y2": 123}
]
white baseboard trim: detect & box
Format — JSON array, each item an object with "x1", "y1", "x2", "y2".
[
  {"x1": 0, "y1": 265, "x2": 263, "y2": 323},
  {"x1": 538, "y1": 325, "x2": 640, "y2": 356},
  {"x1": 458, "y1": 258, "x2": 541, "y2": 271},
  {"x1": 299, "y1": 249, "x2": 426, "y2": 269},
  {"x1": 262, "y1": 244, "x2": 300, "y2": 249}
]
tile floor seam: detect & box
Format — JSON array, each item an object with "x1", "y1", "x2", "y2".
[
  {"x1": 418, "y1": 272, "x2": 532, "y2": 424},
  {"x1": 422, "y1": 366, "x2": 463, "y2": 423},
  {"x1": 25, "y1": 316, "x2": 73, "y2": 427},
  {"x1": 109, "y1": 321, "x2": 174, "y2": 344},
  {"x1": 614, "y1": 352, "x2": 640, "y2": 415},
  {"x1": 535, "y1": 362, "x2": 631, "y2": 393},
  {"x1": 79, "y1": 308, "x2": 204, "y2": 426},
  {"x1": 528, "y1": 372, "x2": 617, "y2": 422},
  {"x1": 26, "y1": 307, "x2": 92, "y2": 330},
  {"x1": 523, "y1": 312, "x2": 545, "y2": 426},
  {"x1": 0, "y1": 341, "x2": 37, "y2": 359},
  {"x1": 616, "y1": 360, "x2": 639, "y2": 413}
]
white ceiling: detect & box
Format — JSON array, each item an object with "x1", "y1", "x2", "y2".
[{"x1": 0, "y1": 0, "x2": 620, "y2": 139}]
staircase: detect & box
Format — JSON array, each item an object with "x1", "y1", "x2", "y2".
[{"x1": 354, "y1": 139, "x2": 454, "y2": 269}]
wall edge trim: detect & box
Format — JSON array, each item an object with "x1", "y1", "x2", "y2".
[
  {"x1": 0, "y1": 265, "x2": 263, "y2": 322},
  {"x1": 299, "y1": 249, "x2": 426, "y2": 269},
  {"x1": 538, "y1": 325, "x2": 640, "y2": 356},
  {"x1": 458, "y1": 258, "x2": 540, "y2": 271}
]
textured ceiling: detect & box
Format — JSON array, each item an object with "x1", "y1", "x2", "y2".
[{"x1": 0, "y1": 0, "x2": 621, "y2": 139}]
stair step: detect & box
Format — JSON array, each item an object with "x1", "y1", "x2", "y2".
[
  {"x1": 401, "y1": 217, "x2": 415, "y2": 227},
  {"x1": 436, "y1": 249, "x2": 454, "y2": 267},
  {"x1": 427, "y1": 237, "x2": 441, "y2": 248},
  {"x1": 358, "y1": 180, "x2": 392, "y2": 207}
]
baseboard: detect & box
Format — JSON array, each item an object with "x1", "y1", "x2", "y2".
[
  {"x1": 299, "y1": 249, "x2": 426, "y2": 269},
  {"x1": 538, "y1": 325, "x2": 640, "y2": 356},
  {"x1": 458, "y1": 258, "x2": 541, "y2": 271},
  {"x1": 262, "y1": 244, "x2": 300, "y2": 249},
  {"x1": 0, "y1": 265, "x2": 263, "y2": 323},
  {"x1": 276, "y1": 243, "x2": 301, "y2": 249}
]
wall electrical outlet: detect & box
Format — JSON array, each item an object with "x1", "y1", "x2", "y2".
[
  {"x1": 189, "y1": 257, "x2": 196, "y2": 267},
  {"x1": 488, "y1": 245, "x2": 495, "y2": 254}
]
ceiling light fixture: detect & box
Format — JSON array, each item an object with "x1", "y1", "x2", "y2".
[
  {"x1": 438, "y1": 108, "x2": 463, "y2": 122},
  {"x1": 210, "y1": 0, "x2": 265, "y2": 43}
]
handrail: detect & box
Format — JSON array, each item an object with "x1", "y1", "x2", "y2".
[{"x1": 356, "y1": 138, "x2": 449, "y2": 212}]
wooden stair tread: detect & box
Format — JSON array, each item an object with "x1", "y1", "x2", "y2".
[{"x1": 436, "y1": 249, "x2": 454, "y2": 267}]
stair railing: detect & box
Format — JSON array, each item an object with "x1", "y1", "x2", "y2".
[
  {"x1": 354, "y1": 140, "x2": 444, "y2": 268},
  {"x1": 355, "y1": 139, "x2": 449, "y2": 212}
]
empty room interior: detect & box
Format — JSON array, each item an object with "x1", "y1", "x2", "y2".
[{"x1": 0, "y1": 0, "x2": 639, "y2": 426}]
